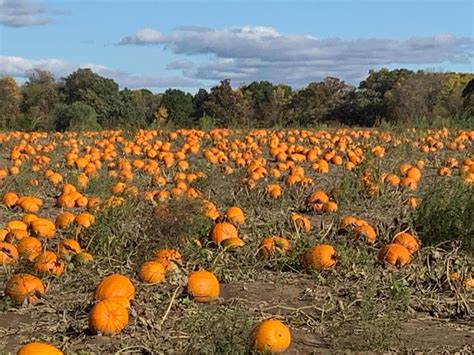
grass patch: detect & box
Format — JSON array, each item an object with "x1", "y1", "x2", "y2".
[{"x1": 412, "y1": 179, "x2": 474, "y2": 251}]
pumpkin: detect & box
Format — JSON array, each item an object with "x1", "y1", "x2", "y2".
[
  {"x1": 17, "y1": 237, "x2": 42, "y2": 261},
  {"x1": 306, "y1": 190, "x2": 329, "y2": 212},
  {"x1": 290, "y1": 214, "x2": 312, "y2": 232},
  {"x1": 72, "y1": 251, "x2": 94, "y2": 265},
  {"x1": 5, "y1": 273, "x2": 45, "y2": 304},
  {"x1": 225, "y1": 206, "x2": 245, "y2": 225},
  {"x1": 94, "y1": 274, "x2": 135, "y2": 301},
  {"x1": 139, "y1": 261, "x2": 166, "y2": 284},
  {"x1": 187, "y1": 270, "x2": 220, "y2": 302},
  {"x1": 221, "y1": 237, "x2": 246, "y2": 249},
  {"x1": 58, "y1": 239, "x2": 82, "y2": 258},
  {"x1": 0, "y1": 242, "x2": 19, "y2": 265},
  {"x1": 303, "y1": 244, "x2": 336, "y2": 270},
  {"x1": 154, "y1": 249, "x2": 183, "y2": 271},
  {"x1": 17, "y1": 342, "x2": 62, "y2": 355},
  {"x1": 251, "y1": 319, "x2": 291, "y2": 353},
  {"x1": 33, "y1": 251, "x2": 65, "y2": 276},
  {"x1": 6, "y1": 228, "x2": 29, "y2": 242},
  {"x1": 7, "y1": 220, "x2": 28, "y2": 231},
  {"x1": 377, "y1": 244, "x2": 411, "y2": 268},
  {"x1": 353, "y1": 224, "x2": 377, "y2": 244},
  {"x1": 55, "y1": 212, "x2": 75, "y2": 229},
  {"x1": 22, "y1": 214, "x2": 39, "y2": 226},
  {"x1": 323, "y1": 201, "x2": 338, "y2": 213},
  {"x1": 2, "y1": 191, "x2": 19, "y2": 207},
  {"x1": 88, "y1": 298, "x2": 129, "y2": 335},
  {"x1": 259, "y1": 237, "x2": 291, "y2": 258},
  {"x1": 75, "y1": 213, "x2": 95, "y2": 228},
  {"x1": 31, "y1": 219, "x2": 56, "y2": 239},
  {"x1": 392, "y1": 232, "x2": 419, "y2": 254},
  {"x1": 209, "y1": 222, "x2": 238, "y2": 244}
]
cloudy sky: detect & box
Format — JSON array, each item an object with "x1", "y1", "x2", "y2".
[{"x1": 0, "y1": 0, "x2": 472, "y2": 92}]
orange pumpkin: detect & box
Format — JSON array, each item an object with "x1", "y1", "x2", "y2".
[
  {"x1": 0, "y1": 242, "x2": 19, "y2": 265},
  {"x1": 58, "y1": 239, "x2": 82, "y2": 258},
  {"x1": 94, "y1": 274, "x2": 135, "y2": 301},
  {"x1": 392, "y1": 232, "x2": 419, "y2": 254},
  {"x1": 303, "y1": 244, "x2": 336, "y2": 270},
  {"x1": 33, "y1": 251, "x2": 65, "y2": 276},
  {"x1": 209, "y1": 222, "x2": 238, "y2": 244},
  {"x1": 5, "y1": 273, "x2": 45, "y2": 304},
  {"x1": 187, "y1": 270, "x2": 220, "y2": 302},
  {"x1": 251, "y1": 319, "x2": 291, "y2": 353},
  {"x1": 378, "y1": 244, "x2": 411, "y2": 268},
  {"x1": 259, "y1": 237, "x2": 291, "y2": 258},
  {"x1": 17, "y1": 342, "x2": 62, "y2": 355},
  {"x1": 139, "y1": 261, "x2": 166, "y2": 284},
  {"x1": 88, "y1": 298, "x2": 129, "y2": 335},
  {"x1": 17, "y1": 237, "x2": 42, "y2": 261},
  {"x1": 225, "y1": 206, "x2": 245, "y2": 225}
]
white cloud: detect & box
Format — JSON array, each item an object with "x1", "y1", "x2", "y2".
[
  {"x1": 0, "y1": 0, "x2": 55, "y2": 27},
  {"x1": 120, "y1": 26, "x2": 474, "y2": 85},
  {"x1": 0, "y1": 55, "x2": 202, "y2": 88}
]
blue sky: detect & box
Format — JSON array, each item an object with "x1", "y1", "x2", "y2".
[{"x1": 0, "y1": 0, "x2": 473, "y2": 92}]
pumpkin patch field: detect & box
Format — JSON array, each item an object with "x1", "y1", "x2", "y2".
[{"x1": 0, "y1": 127, "x2": 473, "y2": 353}]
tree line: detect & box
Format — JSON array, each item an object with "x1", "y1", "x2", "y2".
[{"x1": 0, "y1": 68, "x2": 473, "y2": 131}]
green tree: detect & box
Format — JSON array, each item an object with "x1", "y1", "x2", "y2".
[
  {"x1": 330, "y1": 89, "x2": 385, "y2": 126},
  {"x1": 288, "y1": 77, "x2": 350, "y2": 126},
  {"x1": 242, "y1": 81, "x2": 275, "y2": 126},
  {"x1": 160, "y1": 89, "x2": 194, "y2": 126},
  {"x1": 270, "y1": 84, "x2": 293, "y2": 127},
  {"x1": 54, "y1": 102, "x2": 100, "y2": 131},
  {"x1": 118, "y1": 89, "x2": 148, "y2": 128},
  {"x1": 462, "y1": 78, "x2": 474, "y2": 115},
  {"x1": 206, "y1": 79, "x2": 251, "y2": 126},
  {"x1": 192, "y1": 88, "x2": 210, "y2": 121},
  {"x1": 0, "y1": 76, "x2": 21, "y2": 130},
  {"x1": 20, "y1": 69, "x2": 60, "y2": 130},
  {"x1": 62, "y1": 68, "x2": 122, "y2": 127}
]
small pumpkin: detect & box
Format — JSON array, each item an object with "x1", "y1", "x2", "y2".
[
  {"x1": 251, "y1": 319, "x2": 291, "y2": 353},
  {"x1": 2, "y1": 191, "x2": 19, "y2": 208},
  {"x1": 225, "y1": 206, "x2": 245, "y2": 225},
  {"x1": 56, "y1": 212, "x2": 75, "y2": 229},
  {"x1": 303, "y1": 244, "x2": 336, "y2": 270},
  {"x1": 353, "y1": 224, "x2": 377, "y2": 245},
  {"x1": 378, "y1": 244, "x2": 411, "y2": 268},
  {"x1": 259, "y1": 237, "x2": 291, "y2": 258},
  {"x1": 88, "y1": 298, "x2": 129, "y2": 335},
  {"x1": 58, "y1": 239, "x2": 82, "y2": 258},
  {"x1": 187, "y1": 270, "x2": 220, "y2": 302},
  {"x1": 0, "y1": 242, "x2": 19, "y2": 265},
  {"x1": 31, "y1": 219, "x2": 56, "y2": 239},
  {"x1": 209, "y1": 222, "x2": 238, "y2": 244},
  {"x1": 153, "y1": 249, "x2": 183, "y2": 271},
  {"x1": 17, "y1": 237, "x2": 42, "y2": 261},
  {"x1": 33, "y1": 251, "x2": 65, "y2": 276},
  {"x1": 72, "y1": 251, "x2": 94, "y2": 265},
  {"x1": 392, "y1": 232, "x2": 419, "y2": 254},
  {"x1": 139, "y1": 261, "x2": 166, "y2": 284}
]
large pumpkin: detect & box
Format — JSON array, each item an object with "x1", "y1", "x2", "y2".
[
  {"x1": 5, "y1": 273, "x2": 45, "y2": 304},
  {"x1": 303, "y1": 244, "x2": 336, "y2": 270},
  {"x1": 88, "y1": 298, "x2": 129, "y2": 335},
  {"x1": 378, "y1": 244, "x2": 411, "y2": 268},
  {"x1": 187, "y1": 270, "x2": 220, "y2": 302},
  {"x1": 250, "y1": 319, "x2": 291, "y2": 353},
  {"x1": 17, "y1": 342, "x2": 62, "y2": 355},
  {"x1": 94, "y1": 274, "x2": 135, "y2": 301}
]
